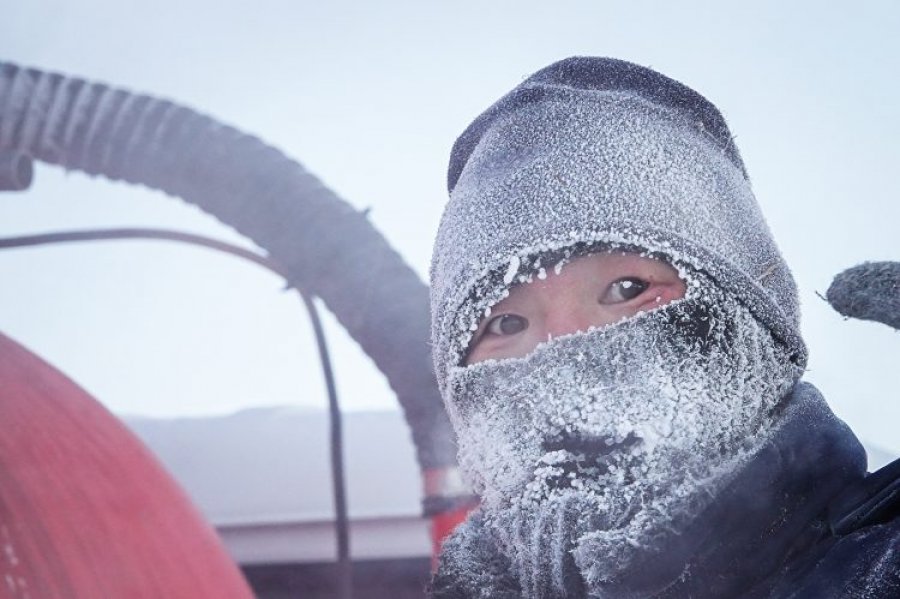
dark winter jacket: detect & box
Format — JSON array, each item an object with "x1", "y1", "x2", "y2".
[{"x1": 429, "y1": 383, "x2": 900, "y2": 598}]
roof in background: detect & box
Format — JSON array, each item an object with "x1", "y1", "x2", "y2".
[{"x1": 124, "y1": 408, "x2": 423, "y2": 526}]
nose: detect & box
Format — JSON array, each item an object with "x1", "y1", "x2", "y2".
[{"x1": 540, "y1": 301, "x2": 598, "y2": 340}]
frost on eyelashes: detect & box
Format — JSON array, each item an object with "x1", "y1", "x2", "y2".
[{"x1": 452, "y1": 235, "x2": 700, "y2": 365}]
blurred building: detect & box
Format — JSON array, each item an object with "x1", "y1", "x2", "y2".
[{"x1": 125, "y1": 408, "x2": 432, "y2": 598}]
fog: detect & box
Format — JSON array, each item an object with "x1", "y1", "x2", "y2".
[{"x1": 2, "y1": 1, "x2": 898, "y2": 458}]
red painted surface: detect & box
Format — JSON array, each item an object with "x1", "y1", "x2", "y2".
[
  {"x1": 0, "y1": 332, "x2": 254, "y2": 598},
  {"x1": 430, "y1": 504, "x2": 477, "y2": 570},
  {"x1": 424, "y1": 466, "x2": 480, "y2": 567}
]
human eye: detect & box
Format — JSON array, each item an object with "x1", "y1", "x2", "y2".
[
  {"x1": 484, "y1": 313, "x2": 529, "y2": 337},
  {"x1": 600, "y1": 277, "x2": 649, "y2": 304}
]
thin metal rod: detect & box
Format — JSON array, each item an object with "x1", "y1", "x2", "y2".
[
  {"x1": 302, "y1": 293, "x2": 353, "y2": 599},
  {"x1": 0, "y1": 228, "x2": 288, "y2": 277},
  {"x1": 0, "y1": 227, "x2": 354, "y2": 599}
]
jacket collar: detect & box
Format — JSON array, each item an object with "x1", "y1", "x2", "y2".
[{"x1": 642, "y1": 382, "x2": 867, "y2": 598}]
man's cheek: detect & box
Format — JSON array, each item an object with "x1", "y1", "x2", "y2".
[{"x1": 450, "y1": 404, "x2": 536, "y2": 493}]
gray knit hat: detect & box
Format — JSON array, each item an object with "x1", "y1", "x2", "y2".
[{"x1": 430, "y1": 57, "x2": 806, "y2": 393}]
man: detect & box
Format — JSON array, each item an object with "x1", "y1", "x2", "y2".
[{"x1": 427, "y1": 57, "x2": 899, "y2": 598}]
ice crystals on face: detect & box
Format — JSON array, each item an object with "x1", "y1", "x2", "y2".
[
  {"x1": 444, "y1": 275, "x2": 800, "y2": 593},
  {"x1": 503, "y1": 255, "x2": 521, "y2": 285}
]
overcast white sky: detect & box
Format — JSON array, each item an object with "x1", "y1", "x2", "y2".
[{"x1": 2, "y1": 1, "x2": 898, "y2": 457}]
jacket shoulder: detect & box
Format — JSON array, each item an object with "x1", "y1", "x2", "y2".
[
  {"x1": 829, "y1": 456, "x2": 900, "y2": 535},
  {"x1": 780, "y1": 521, "x2": 900, "y2": 598}
]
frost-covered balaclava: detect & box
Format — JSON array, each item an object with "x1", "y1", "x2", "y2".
[{"x1": 429, "y1": 57, "x2": 807, "y2": 596}]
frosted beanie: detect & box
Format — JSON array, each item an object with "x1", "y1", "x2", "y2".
[{"x1": 430, "y1": 56, "x2": 806, "y2": 392}]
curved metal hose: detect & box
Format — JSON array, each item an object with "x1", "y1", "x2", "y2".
[
  {"x1": 0, "y1": 61, "x2": 456, "y2": 474},
  {"x1": 0, "y1": 149, "x2": 32, "y2": 190}
]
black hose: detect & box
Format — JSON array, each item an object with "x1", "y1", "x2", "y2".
[
  {"x1": 0, "y1": 227, "x2": 355, "y2": 599},
  {"x1": 0, "y1": 61, "x2": 456, "y2": 473},
  {"x1": 301, "y1": 291, "x2": 353, "y2": 599}
]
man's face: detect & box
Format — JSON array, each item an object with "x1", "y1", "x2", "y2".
[
  {"x1": 446, "y1": 251, "x2": 798, "y2": 592},
  {"x1": 465, "y1": 252, "x2": 686, "y2": 364}
]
